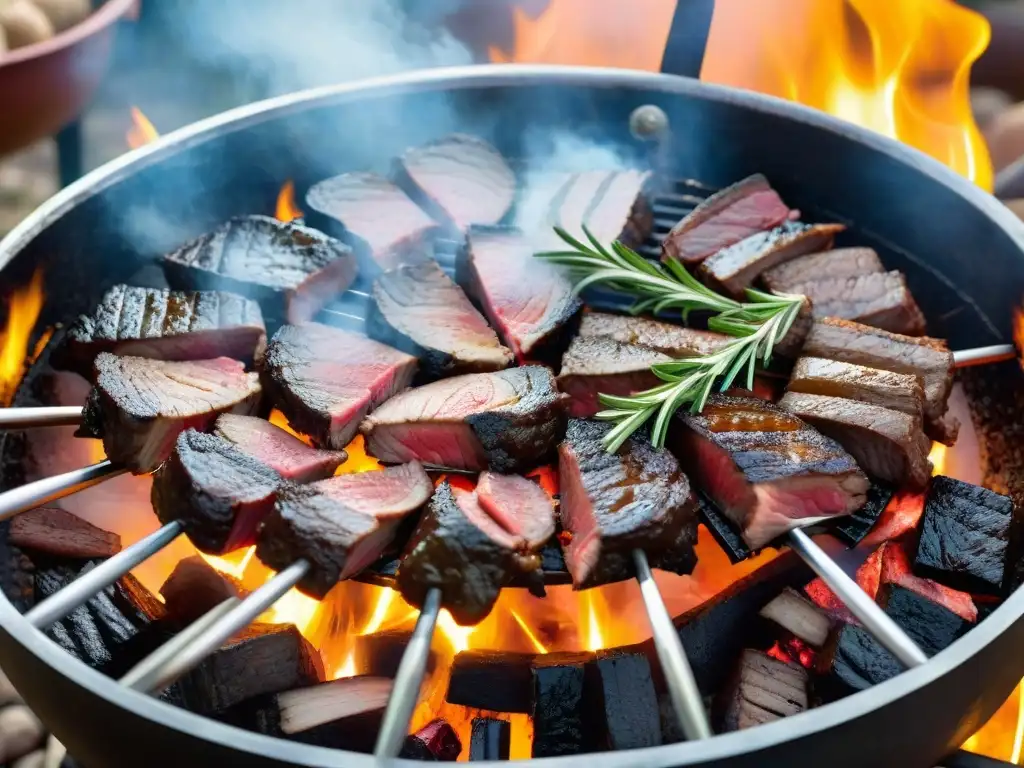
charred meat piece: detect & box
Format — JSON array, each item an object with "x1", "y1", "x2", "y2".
[
  {"x1": 56, "y1": 285, "x2": 267, "y2": 378},
  {"x1": 394, "y1": 134, "x2": 516, "y2": 232},
  {"x1": 913, "y1": 476, "x2": 1013, "y2": 596},
  {"x1": 213, "y1": 414, "x2": 345, "y2": 482},
  {"x1": 778, "y1": 392, "x2": 933, "y2": 488},
  {"x1": 10, "y1": 507, "x2": 121, "y2": 560},
  {"x1": 577, "y1": 311, "x2": 729, "y2": 357},
  {"x1": 305, "y1": 172, "x2": 437, "y2": 271},
  {"x1": 260, "y1": 323, "x2": 417, "y2": 450},
  {"x1": 256, "y1": 462, "x2": 432, "y2": 598},
  {"x1": 669, "y1": 395, "x2": 869, "y2": 549},
  {"x1": 370, "y1": 260, "x2": 513, "y2": 378},
  {"x1": 787, "y1": 357, "x2": 924, "y2": 417},
  {"x1": 162, "y1": 215, "x2": 357, "y2": 324},
  {"x1": 758, "y1": 587, "x2": 831, "y2": 648},
  {"x1": 459, "y1": 227, "x2": 582, "y2": 364},
  {"x1": 760, "y1": 247, "x2": 884, "y2": 292},
  {"x1": 160, "y1": 555, "x2": 248, "y2": 626},
  {"x1": 662, "y1": 175, "x2": 795, "y2": 265},
  {"x1": 558, "y1": 419, "x2": 699, "y2": 588},
  {"x1": 79, "y1": 354, "x2": 261, "y2": 474},
  {"x1": 780, "y1": 272, "x2": 926, "y2": 336},
  {"x1": 698, "y1": 222, "x2": 846, "y2": 298},
  {"x1": 556, "y1": 336, "x2": 669, "y2": 418},
  {"x1": 716, "y1": 649, "x2": 808, "y2": 732},
  {"x1": 361, "y1": 365, "x2": 565, "y2": 473}
]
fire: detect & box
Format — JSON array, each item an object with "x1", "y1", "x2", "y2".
[
  {"x1": 929, "y1": 442, "x2": 948, "y2": 476},
  {"x1": 126, "y1": 107, "x2": 160, "y2": 149},
  {"x1": 275, "y1": 180, "x2": 304, "y2": 222},
  {"x1": 0, "y1": 269, "x2": 45, "y2": 406},
  {"x1": 1015, "y1": 308, "x2": 1024, "y2": 371}
]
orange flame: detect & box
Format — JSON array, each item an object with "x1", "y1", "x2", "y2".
[
  {"x1": 0, "y1": 269, "x2": 45, "y2": 406},
  {"x1": 1015, "y1": 308, "x2": 1024, "y2": 371},
  {"x1": 126, "y1": 107, "x2": 160, "y2": 150},
  {"x1": 275, "y1": 180, "x2": 304, "y2": 222}
]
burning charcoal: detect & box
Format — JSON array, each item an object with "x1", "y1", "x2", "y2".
[
  {"x1": 830, "y1": 482, "x2": 895, "y2": 547},
  {"x1": 9, "y1": 507, "x2": 120, "y2": 559},
  {"x1": 716, "y1": 649, "x2": 808, "y2": 732},
  {"x1": 469, "y1": 718, "x2": 511, "y2": 761},
  {"x1": 361, "y1": 366, "x2": 566, "y2": 473},
  {"x1": 576, "y1": 311, "x2": 728, "y2": 358},
  {"x1": 369, "y1": 260, "x2": 513, "y2": 378},
  {"x1": 661, "y1": 174, "x2": 796, "y2": 265},
  {"x1": 532, "y1": 655, "x2": 587, "y2": 757},
  {"x1": 669, "y1": 395, "x2": 869, "y2": 549},
  {"x1": 256, "y1": 462, "x2": 433, "y2": 598},
  {"x1": 556, "y1": 336, "x2": 668, "y2": 418},
  {"x1": 55, "y1": 284, "x2": 267, "y2": 378},
  {"x1": 159, "y1": 556, "x2": 248, "y2": 626},
  {"x1": 584, "y1": 651, "x2": 662, "y2": 749},
  {"x1": 260, "y1": 322, "x2": 417, "y2": 450},
  {"x1": 758, "y1": 587, "x2": 830, "y2": 648},
  {"x1": 161, "y1": 215, "x2": 357, "y2": 324},
  {"x1": 400, "y1": 719, "x2": 462, "y2": 761},
  {"x1": 697, "y1": 492, "x2": 750, "y2": 564},
  {"x1": 447, "y1": 649, "x2": 589, "y2": 713},
  {"x1": 913, "y1": 476, "x2": 1013, "y2": 596},
  {"x1": 213, "y1": 413, "x2": 346, "y2": 482},
  {"x1": 779, "y1": 272, "x2": 926, "y2": 336},
  {"x1": 353, "y1": 629, "x2": 436, "y2": 678},
  {"x1": 787, "y1": 357, "x2": 924, "y2": 417},
  {"x1": 79, "y1": 354, "x2": 262, "y2": 474},
  {"x1": 558, "y1": 419, "x2": 698, "y2": 587},
  {"x1": 761, "y1": 247, "x2": 884, "y2": 292}
]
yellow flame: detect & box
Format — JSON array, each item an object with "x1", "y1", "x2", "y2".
[
  {"x1": 126, "y1": 107, "x2": 160, "y2": 149},
  {"x1": 583, "y1": 591, "x2": 605, "y2": 652},
  {"x1": 0, "y1": 269, "x2": 45, "y2": 406},
  {"x1": 275, "y1": 180, "x2": 304, "y2": 222},
  {"x1": 437, "y1": 609, "x2": 477, "y2": 654},
  {"x1": 511, "y1": 609, "x2": 549, "y2": 654},
  {"x1": 360, "y1": 588, "x2": 397, "y2": 636}
]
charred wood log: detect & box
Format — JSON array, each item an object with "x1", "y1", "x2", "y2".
[
  {"x1": 159, "y1": 555, "x2": 248, "y2": 626},
  {"x1": 583, "y1": 650, "x2": 662, "y2": 750},
  {"x1": 715, "y1": 649, "x2": 809, "y2": 732},
  {"x1": 9, "y1": 508, "x2": 121, "y2": 560},
  {"x1": 757, "y1": 587, "x2": 831, "y2": 648},
  {"x1": 532, "y1": 654, "x2": 588, "y2": 758},
  {"x1": 400, "y1": 719, "x2": 462, "y2": 761},
  {"x1": 469, "y1": 718, "x2": 510, "y2": 761}
]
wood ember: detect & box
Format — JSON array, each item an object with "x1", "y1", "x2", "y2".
[
  {"x1": 532, "y1": 654, "x2": 588, "y2": 758},
  {"x1": 353, "y1": 629, "x2": 435, "y2": 679},
  {"x1": 400, "y1": 719, "x2": 462, "y2": 761},
  {"x1": 716, "y1": 649, "x2": 808, "y2": 732},
  {"x1": 758, "y1": 587, "x2": 831, "y2": 648},
  {"x1": 9, "y1": 508, "x2": 120, "y2": 559},
  {"x1": 469, "y1": 718, "x2": 510, "y2": 761},
  {"x1": 584, "y1": 651, "x2": 661, "y2": 750},
  {"x1": 447, "y1": 650, "x2": 586, "y2": 714},
  {"x1": 159, "y1": 556, "x2": 248, "y2": 626}
]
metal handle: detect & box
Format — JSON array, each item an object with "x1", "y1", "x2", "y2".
[
  {"x1": 0, "y1": 460, "x2": 126, "y2": 521},
  {"x1": 0, "y1": 406, "x2": 83, "y2": 429}
]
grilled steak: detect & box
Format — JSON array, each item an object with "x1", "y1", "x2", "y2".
[
  {"x1": 558, "y1": 419, "x2": 699, "y2": 588},
  {"x1": 556, "y1": 336, "x2": 669, "y2": 418},
  {"x1": 476, "y1": 471, "x2": 556, "y2": 549},
  {"x1": 760, "y1": 247, "x2": 884, "y2": 292},
  {"x1": 162, "y1": 215, "x2": 357, "y2": 324},
  {"x1": 459, "y1": 227, "x2": 582, "y2": 364},
  {"x1": 260, "y1": 323, "x2": 417, "y2": 450},
  {"x1": 256, "y1": 462, "x2": 432, "y2": 597},
  {"x1": 370, "y1": 260, "x2": 513, "y2": 378},
  {"x1": 661, "y1": 175, "x2": 795, "y2": 265},
  {"x1": 668, "y1": 395, "x2": 869, "y2": 549},
  {"x1": 56, "y1": 285, "x2": 267, "y2": 378},
  {"x1": 212, "y1": 414, "x2": 345, "y2": 482},
  {"x1": 393, "y1": 134, "x2": 516, "y2": 232},
  {"x1": 577, "y1": 311, "x2": 729, "y2": 357},
  {"x1": 79, "y1": 354, "x2": 261, "y2": 473},
  {"x1": 787, "y1": 357, "x2": 924, "y2": 416},
  {"x1": 778, "y1": 392, "x2": 932, "y2": 488},
  {"x1": 698, "y1": 222, "x2": 846, "y2": 298},
  {"x1": 360, "y1": 366, "x2": 566, "y2": 473},
  {"x1": 716, "y1": 649, "x2": 808, "y2": 732},
  {"x1": 801, "y1": 317, "x2": 957, "y2": 444},
  {"x1": 305, "y1": 172, "x2": 437, "y2": 271}
]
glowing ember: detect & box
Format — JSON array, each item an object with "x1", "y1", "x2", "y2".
[
  {"x1": 929, "y1": 442, "x2": 948, "y2": 476},
  {"x1": 126, "y1": 107, "x2": 160, "y2": 149},
  {"x1": 0, "y1": 269, "x2": 45, "y2": 406},
  {"x1": 275, "y1": 180, "x2": 304, "y2": 222}
]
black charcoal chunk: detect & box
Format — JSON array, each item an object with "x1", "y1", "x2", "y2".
[
  {"x1": 832, "y1": 482, "x2": 895, "y2": 547},
  {"x1": 469, "y1": 718, "x2": 511, "y2": 761},
  {"x1": 532, "y1": 655, "x2": 587, "y2": 757},
  {"x1": 697, "y1": 492, "x2": 751, "y2": 563},
  {"x1": 584, "y1": 651, "x2": 662, "y2": 749}
]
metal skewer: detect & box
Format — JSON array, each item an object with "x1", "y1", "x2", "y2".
[
  {"x1": 0, "y1": 406, "x2": 83, "y2": 429},
  {"x1": 0, "y1": 460, "x2": 125, "y2": 521},
  {"x1": 952, "y1": 344, "x2": 1017, "y2": 368}
]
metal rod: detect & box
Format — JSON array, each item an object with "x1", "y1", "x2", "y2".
[
  {"x1": 120, "y1": 559, "x2": 310, "y2": 696},
  {"x1": 0, "y1": 406, "x2": 83, "y2": 429},
  {"x1": 25, "y1": 521, "x2": 184, "y2": 629},
  {"x1": 953, "y1": 344, "x2": 1016, "y2": 368},
  {"x1": 374, "y1": 587, "x2": 442, "y2": 758},
  {"x1": 787, "y1": 528, "x2": 928, "y2": 668},
  {"x1": 633, "y1": 549, "x2": 712, "y2": 740},
  {"x1": 0, "y1": 460, "x2": 126, "y2": 521}
]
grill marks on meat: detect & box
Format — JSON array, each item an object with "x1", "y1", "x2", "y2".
[
  {"x1": 557, "y1": 419, "x2": 698, "y2": 588},
  {"x1": 761, "y1": 248, "x2": 884, "y2": 291},
  {"x1": 393, "y1": 134, "x2": 515, "y2": 232},
  {"x1": 783, "y1": 272, "x2": 926, "y2": 336},
  {"x1": 787, "y1": 357, "x2": 924, "y2": 417},
  {"x1": 557, "y1": 336, "x2": 669, "y2": 418},
  {"x1": 661, "y1": 175, "x2": 795, "y2": 265},
  {"x1": 57, "y1": 285, "x2": 267, "y2": 377},
  {"x1": 212, "y1": 414, "x2": 345, "y2": 482},
  {"x1": 256, "y1": 462, "x2": 432, "y2": 598},
  {"x1": 260, "y1": 323, "x2": 417, "y2": 450},
  {"x1": 80, "y1": 354, "x2": 262, "y2": 474},
  {"x1": 669, "y1": 395, "x2": 869, "y2": 549},
  {"x1": 360, "y1": 366, "x2": 566, "y2": 473},
  {"x1": 305, "y1": 172, "x2": 437, "y2": 271},
  {"x1": 577, "y1": 311, "x2": 729, "y2": 358},
  {"x1": 370, "y1": 260, "x2": 513, "y2": 378},
  {"x1": 161, "y1": 215, "x2": 357, "y2": 324},
  {"x1": 459, "y1": 227, "x2": 582, "y2": 364}
]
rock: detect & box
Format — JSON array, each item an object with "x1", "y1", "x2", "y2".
[
  {"x1": 972, "y1": 86, "x2": 1014, "y2": 132},
  {"x1": 0, "y1": 706, "x2": 45, "y2": 763}
]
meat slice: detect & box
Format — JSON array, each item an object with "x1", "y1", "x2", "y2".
[
  {"x1": 256, "y1": 462, "x2": 432, "y2": 597},
  {"x1": 459, "y1": 227, "x2": 582, "y2": 364},
  {"x1": 260, "y1": 323, "x2": 417, "y2": 450},
  {"x1": 56, "y1": 285, "x2": 267, "y2": 378},
  {"x1": 161, "y1": 215, "x2": 357, "y2": 324},
  {"x1": 661, "y1": 175, "x2": 795, "y2": 265},
  {"x1": 577, "y1": 311, "x2": 729, "y2": 357},
  {"x1": 801, "y1": 317, "x2": 956, "y2": 444},
  {"x1": 79, "y1": 354, "x2": 262, "y2": 474},
  {"x1": 370, "y1": 260, "x2": 513, "y2": 378},
  {"x1": 557, "y1": 336, "x2": 668, "y2": 418},
  {"x1": 305, "y1": 172, "x2": 438, "y2": 271},
  {"x1": 360, "y1": 366, "x2": 566, "y2": 473},
  {"x1": 760, "y1": 247, "x2": 884, "y2": 292},
  {"x1": 393, "y1": 134, "x2": 516, "y2": 232},
  {"x1": 787, "y1": 357, "x2": 924, "y2": 416},
  {"x1": 778, "y1": 391, "x2": 932, "y2": 488},
  {"x1": 558, "y1": 419, "x2": 699, "y2": 588},
  {"x1": 779, "y1": 271, "x2": 926, "y2": 336},
  {"x1": 476, "y1": 471, "x2": 556, "y2": 549},
  {"x1": 697, "y1": 222, "x2": 846, "y2": 298},
  {"x1": 212, "y1": 414, "x2": 346, "y2": 482},
  {"x1": 716, "y1": 649, "x2": 808, "y2": 732},
  {"x1": 668, "y1": 395, "x2": 869, "y2": 549}
]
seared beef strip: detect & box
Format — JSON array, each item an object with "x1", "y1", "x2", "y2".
[
  {"x1": 716, "y1": 649, "x2": 808, "y2": 732},
  {"x1": 556, "y1": 336, "x2": 669, "y2": 418},
  {"x1": 558, "y1": 419, "x2": 699, "y2": 588},
  {"x1": 577, "y1": 311, "x2": 729, "y2": 357},
  {"x1": 212, "y1": 414, "x2": 345, "y2": 482},
  {"x1": 778, "y1": 392, "x2": 932, "y2": 488},
  {"x1": 476, "y1": 471, "x2": 556, "y2": 550},
  {"x1": 360, "y1": 365, "x2": 566, "y2": 473},
  {"x1": 306, "y1": 172, "x2": 437, "y2": 271},
  {"x1": 162, "y1": 215, "x2": 357, "y2": 324},
  {"x1": 79, "y1": 354, "x2": 262, "y2": 474},
  {"x1": 260, "y1": 323, "x2": 417, "y2": 450},
  {"x1": 787, "y1": 357, "x2": 924, "y2": 416},
  {"x1": 661, "y1": 175, "x2": 795, "y2": 265},
  {"x1": 56, "y1": 285, "x2": 267, "y2": 378},
  {"x1": 459, "y1": 227, "x2": 582, "y2": 364},
  {"x1": 256, "y1": 462, "x2": 432, "y2": 598},
  {"x1": 370, "y1": 260, "x2": 513, "y2": 378},
  {"x1": 393, "y1": 134, "x2": 516, "y2": 232},
  {"x1": 761, "y1": 247, "x2": 885, "y2": 291},
  {"x1": 668, "y1": 395, "x2": 869, "y2": 549},
  {"x1": 779, "y1": 272, "x2": 926, "y2": 336}
]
